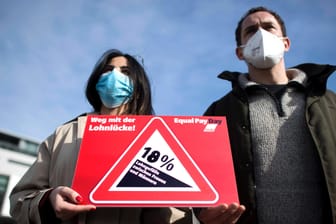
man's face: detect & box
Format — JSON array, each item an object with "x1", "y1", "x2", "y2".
[{"x1": 240, "y1": 11, "x2": 284, "y2": 46}]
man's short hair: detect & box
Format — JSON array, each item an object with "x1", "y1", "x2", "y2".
[{"x1": 235, "y1": 6, "x2": 287, "y2": 46}]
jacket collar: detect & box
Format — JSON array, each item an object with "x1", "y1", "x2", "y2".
[
  {"x1": 238, "y1": 68, "x2": 307, "y2": 90},
  {"x1": 217, "y1": 63, "x2": 336, "y2": 94},
  {"x1": 293, "y1": 63, "x2": 336, "y2": 94}
]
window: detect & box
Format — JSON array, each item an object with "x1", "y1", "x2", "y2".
[
  {"x1": 0, "y1": 175, "x2": 9, "y2": 213},
  {"x1": 18, "y1": 140, "x2": 39, "y2": 156},
  {"x1": 0, "y1": 131, "x2": 39, "y2": 156}
]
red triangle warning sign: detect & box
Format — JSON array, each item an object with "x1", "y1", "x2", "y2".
[{"x1": 90, "y1": 117, "x2": 218, "y2": 205}]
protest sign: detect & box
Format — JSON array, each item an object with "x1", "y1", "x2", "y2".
[{"x1": 72, "y1": 115, "x2": 238, "y2": 207}]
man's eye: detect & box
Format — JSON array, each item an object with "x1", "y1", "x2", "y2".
[
  {"x1": 263, "y1": 24, "x2": 276, "y2": 31},
  {"x1": 245, "y1": 27, "x2": 258, "y2": 36}
]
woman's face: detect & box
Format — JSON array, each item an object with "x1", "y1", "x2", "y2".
[{"x1": 99, "y1": 56, "x2": 131, "y2": 115}]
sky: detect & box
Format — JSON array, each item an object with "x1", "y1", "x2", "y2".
[{"x1": 0, "y1": 0, "x2": 335, "y2": 142}]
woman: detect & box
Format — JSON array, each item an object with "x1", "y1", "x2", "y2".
[{"x1": 9, "y1": 49, "x2": 191, "y2": 224}]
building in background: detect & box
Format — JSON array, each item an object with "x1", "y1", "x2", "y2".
[{"x1": 0, "y1": 129, "x2": 39, "y2": 219}]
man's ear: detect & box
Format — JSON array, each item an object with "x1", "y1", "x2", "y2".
[
  {"x1": 236, "y1": 47, "x2": 244, "y2": 60},
  {"x1": 283, "y1": 37, "x2": 291, "y2": 52}
]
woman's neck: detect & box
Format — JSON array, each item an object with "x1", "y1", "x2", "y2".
[{"x1": 100, "y1": 104, "x2": 127, "y2": 115}]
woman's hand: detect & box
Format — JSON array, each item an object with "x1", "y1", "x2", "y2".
[
  {"x1": 49, "y1": 186, "x2": 96, "y2": 221},
  {"x1": 198, "y1": 203, "x2": 245, "y2": 224}
]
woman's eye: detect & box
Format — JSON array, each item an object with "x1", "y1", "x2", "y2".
[
  {"x1": 121, "y1": 68, "x2": 131, "y2": 76},
  {"x1": 102, "y1": 65, "x2": 114, "y2": 73}
]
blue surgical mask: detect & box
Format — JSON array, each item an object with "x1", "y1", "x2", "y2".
[{"x1": 96, "y1": 68, "x2": 134, "y2": 108}]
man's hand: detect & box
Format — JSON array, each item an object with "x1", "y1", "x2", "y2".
[
  {"x1": 49, "y1": 186, "x2": 96, "y2": 221},
  {"x1": 198, "y1": 203, "x2": 245, "y2": 224}
]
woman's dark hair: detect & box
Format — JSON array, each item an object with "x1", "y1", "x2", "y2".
[
  {"x1": 85, "y1": 49, "x2": 154, "y2": 115},
  {"x1": 235, "y1": 6, "x2": 287, "y2": 46}
]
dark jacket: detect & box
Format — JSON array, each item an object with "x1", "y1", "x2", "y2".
[{"x1": 203, "y1": 63, "x2": 336, "y2": 223}]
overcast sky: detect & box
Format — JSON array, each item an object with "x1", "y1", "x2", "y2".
[{"x1": 0, "y1": 0, "x2": 335, "y2": 141}]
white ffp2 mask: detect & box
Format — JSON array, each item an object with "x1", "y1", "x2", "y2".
[{"x1": 242, "y1": 28, "x2": 285, "y2": 69}]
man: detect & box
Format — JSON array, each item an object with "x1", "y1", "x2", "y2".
[{"x1": 195, "y1": 6, "x2": 336, "y2": 224}]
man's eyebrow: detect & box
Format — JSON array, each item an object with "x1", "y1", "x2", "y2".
[
  {"x1": 260, "y1": 21, "x2": 276, "y2": 27},
  {"x1": 244, "y1": 21, "x2": 276, "y2": 33}
]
